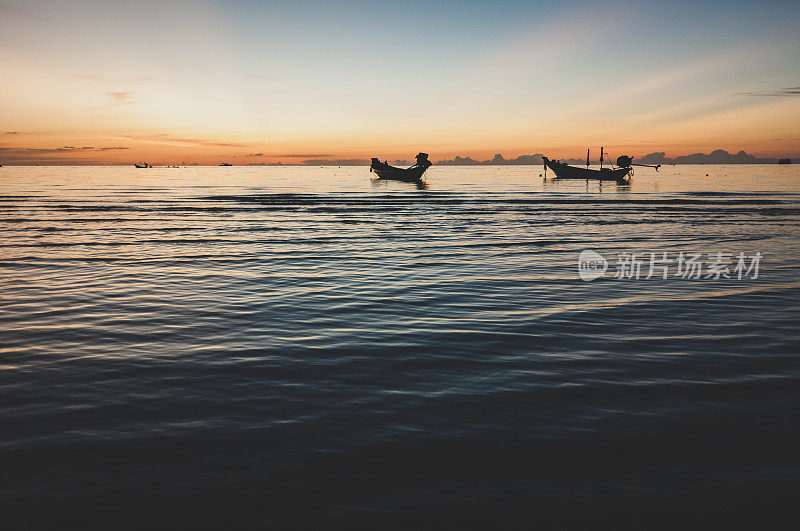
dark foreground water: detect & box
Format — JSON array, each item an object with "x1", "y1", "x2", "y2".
[{"x1": 2, "y1": 165, "x2": 799, "y2": 528}]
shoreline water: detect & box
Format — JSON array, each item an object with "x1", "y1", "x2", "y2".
[{"x1": 1, "y1": 165, "x2": 799, "y2": 526}]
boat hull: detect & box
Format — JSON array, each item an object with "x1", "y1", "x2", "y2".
[
  {"x1": 370, "y1": 162, "x2": 429, "y2": 182},
  {"x1": 543, "y1": 157, "x2": 630, "y2": 182}
]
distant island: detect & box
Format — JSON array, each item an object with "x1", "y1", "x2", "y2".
[
  {"x1": 2, "y1": 148, "x2": 794, "y2": 167},
  {"x1": 436, "y1": 149, "x2": 787, "y2": 166},
  {"x1": 248, "y1": 149, "x2": 791, "y2": 167}
]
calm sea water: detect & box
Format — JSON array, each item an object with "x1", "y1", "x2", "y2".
[{"x1": 2, "y1": 165, "x2": 799, "y2": 527}]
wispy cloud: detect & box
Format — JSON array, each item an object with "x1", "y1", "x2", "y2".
[
  {"x1": 121, "y1": 134, "x2": 245, "y2": 148},
  {"x1": 248, "y1": 152, "x2": 332, "y2": 158},
  {"x1": 0, "y1": 146, "x2": 129, "y2": 154},
  {"x1": 107, "y1": 91, "x2": 138, "y2": 105},
  {"x1": 77, "y1": 75, "x2": 153, "y2": 82},
  {"x1": 248, "y1": 74, "x2": 274, "y2": 80},
  {"x1": 302, "y1": 158, "x2": 369, "y2": 166},
  {"x1": 5, "y1": 131, "x2": 20, "y2": 135},
  {"x1": 740, "y1": 86, "x2": 800, "y2": 97}
]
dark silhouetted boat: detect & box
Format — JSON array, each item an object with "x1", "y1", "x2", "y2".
[
  {"x1": 779, "y1": 158, "x2": 792, "y2": 164},
  {"x1": 543, "y1": 148, "x2": 659, "y2": 183},
  {"x1": 543, "y1": 157, "x2": 631, "y2": 182},
  {"x1": 370, "y1": 153, "x2": 431, "y2": 182},
  {"x1": 219, "y1": 162, "x2": 233, "y2": 166},
  {"x1": 133, "y1": 162, "x2": 151, "y2": 168}
]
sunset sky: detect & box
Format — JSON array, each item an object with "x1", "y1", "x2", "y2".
[{"x1": 1, "y1": 0, "x2": 799, "y2": 165}]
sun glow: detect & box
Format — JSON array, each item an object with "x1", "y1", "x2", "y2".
[{"x1": 1, "y1": 0, "x2": 798, "y2": 165}]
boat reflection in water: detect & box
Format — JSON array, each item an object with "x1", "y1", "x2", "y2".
[{"x1": 370, "y1": 176, "x2": 429, "y2": 190}]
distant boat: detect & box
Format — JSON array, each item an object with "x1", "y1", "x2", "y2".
[
  {"x1": 219, "y1": 162, "x2": 233, "y2": 166},
  {"x1": 370, "y1": 153, "x2": 431, "y2": 182},
  {"x1": 543, "y1": 148, "x2": 659, "y2": 183},
  {"x1": 133, "y1": 162, "x2": 151, "y2": 168},
  {"x1": 779, "y1": 158, "x2": 792, "y2": 164}
]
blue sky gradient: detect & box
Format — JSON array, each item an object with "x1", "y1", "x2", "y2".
[{"x1": 1, "y1": 0, "x2": 798, "y2": 163}]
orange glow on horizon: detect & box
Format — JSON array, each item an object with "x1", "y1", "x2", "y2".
[{"x1": 1, "y1": 2, "x2": 798, "y2": 166}]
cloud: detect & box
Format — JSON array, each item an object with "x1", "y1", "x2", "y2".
[
  {"x1": 77, "y1": 75, "x2": 152, "y2": 82},
  {"x1": 107, "y1": 91, "x2": 137, "y2": 105},
  {"x1": 303, "y1": 158, "x2": 369, "y2": 166},
  {"x1": 248, "y1": 152, "x2": 332, "y2": 158},
  {"x1": 25, "y1": 146, "x2": 94, "y2": 153},
  {"x1": 0, "y1": 146, "x2": 129, "y2": 155},
  {"x1": 248, "y1": 74, "x2": 273, "y2": 80},
  {"x1": 740, "y1": 86, "x2": 800, "y2": 97},
  {"x1": 121, "y1": 134, "x2": 245, "y2": 148},
  {"x1": 5, "y1": 131, "x2": 20, "y2": 134}
]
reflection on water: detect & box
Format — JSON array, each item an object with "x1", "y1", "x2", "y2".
[
  {"x1": 1, "y1": 165, "x2": 799, "y2": 526},
  {"x1": 371, "y1": 177, "x2": 430, "y2": 190}
]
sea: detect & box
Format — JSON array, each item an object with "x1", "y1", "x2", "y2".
[{"x1": 1, "y1": 164, "x2": 799, "y2": 528}]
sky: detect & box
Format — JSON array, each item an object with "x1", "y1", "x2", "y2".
[{"x1": 1, "y1": 0, "x2": 799, "y2": 165}]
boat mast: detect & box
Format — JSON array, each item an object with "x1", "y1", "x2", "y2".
[
  {"x1": 600, "y1": 147, "x2": 604, "y2": 170},
  {"x1": 586, "y1": 149, "x2": 590, "y2": 169}
]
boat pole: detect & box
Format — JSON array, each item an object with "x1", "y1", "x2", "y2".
[
  {"x1": 586, "y1": 149, "x2": 590, "y2": 169},
  {"x1": 631, "y1": 163, "x2": 661, "y2": 171},
  {"x1": 600, "y1": 147, "x2": 604, "y2": 171}
]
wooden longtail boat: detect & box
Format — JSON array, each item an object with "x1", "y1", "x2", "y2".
[
  {"x1": 543, "y1": 157, "x2": 631, "y2": 182},
  {"x1": 133, "y1": 162, "x2": 151, "y2": 168},
  {"x1": 543, "y1": 148, "x2": 660, "y2": 183},
  {"x1": 370, "y1": 153, "x2": 431, "y2": 182}
]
